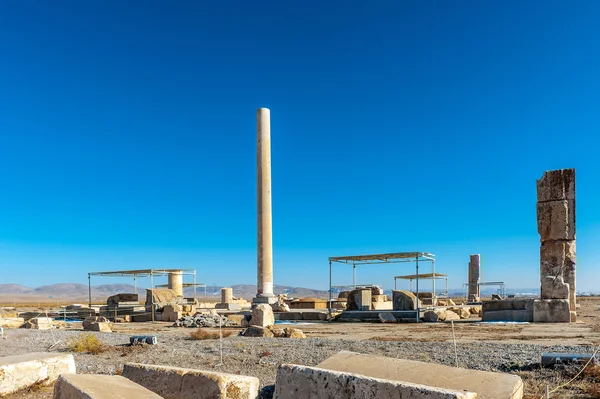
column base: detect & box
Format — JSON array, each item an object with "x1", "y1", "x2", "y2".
[{"x1": 252, "y1": 296, "x2": 278, "y2": 306}]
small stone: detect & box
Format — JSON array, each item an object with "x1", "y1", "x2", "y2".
[
  {"x1": 378, "y1": 312, "x2": 397, "y2": 323},
  {"x1": 251, "y1": 304, "x2": 275, "y2": 328},
  {"x1": 243, "y1": 326, "x2": 274, "y2": 338},
  {"x1": 284, "y1": 328, "x2": 306, "y2": 338}
]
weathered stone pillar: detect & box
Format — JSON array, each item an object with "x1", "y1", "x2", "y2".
[
  {"x1": 468, "y1": 254, "x2": 480, "y2": 301},
  {"x1": 537, "y1": 168, "x2": 576, "y2": 322},
  {"x1": 255, "y1": 108, "x2": 276, "y2": 304},
  {"x1": 221, "y1": 287, "x2": 233, "y2": 304},
  {"x1": 167, "y1": 271, "x2": 183, "y2": 297}
]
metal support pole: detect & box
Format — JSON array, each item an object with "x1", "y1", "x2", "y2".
[
  {"x1": 150, "y1": 272, "x2": 155, "y2": 322},
  {"x1": 432, "y1": 260, "x2": 436, "y2": 299},
  {"x1": 352, "y1": 263, "x2": 356, "y2": 288},
  {"x1": 446, "y1": 277, "x2": 448, "y2": 297},
  {"x1": 88, "y1": 274, "x2": 92, "y2": 308},
  {"x1": 134, "y1": 275, "x2": 137, "y2": 301},
  {"x1": 328, "y1": 260, "x2": 332, "y2": 320},
  {"x1": 193, "y1": 272, "x2": 197, "y2": 303},
  {"x1": 394, "y1": 278, "x2": 397, "y2": 291},
  {"x1": 415, "y1": 257, "x2": 419, "y2": 323}
]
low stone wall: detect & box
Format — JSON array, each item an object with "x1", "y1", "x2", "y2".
[
  {"x1": 273, "y1": 364, "x2": 477, "y2": 399},
  {"x1": 122, "y1": 363, "x2": 259, "y2": 399},
  {"x1": 0, "y1": 352, "x2": 75, "y2": 395}
]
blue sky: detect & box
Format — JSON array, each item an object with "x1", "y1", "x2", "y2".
[{"x1": 0, "y1": 1, "x2": 599, "y2": 292}]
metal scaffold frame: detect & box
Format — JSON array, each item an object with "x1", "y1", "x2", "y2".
[
  {"x1": 328, "y1": 252, "x2": 436, "y2": 322},
  {"x1": 87, "y1": 268, "x2": 198, "y2": 322}
]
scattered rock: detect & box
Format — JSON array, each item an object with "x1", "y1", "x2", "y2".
[
  {"x1": 272, "y1": 294, "x2": 291, "y2": 312},
  {"x1": 284, "y1": 328, "x2": 306, "y2": 338},
  {"x1": 82, "y1": 317, "x2": 112, "y2": 332},
  {"x1": 242, "y1": 326, "x2": 274, "y2": 338},
  {"x1": 378, "y1": 312, "x2": 397, "y2": 323},
  {"x1": 423, "y1": 310, "x2": 447, "y2": 322},
  {"x1": 445, "y1": 311, "x2": 460, "y2": 321},
  {"x1": 173, "y1": 313, "x2": 228, "y2": 328}
]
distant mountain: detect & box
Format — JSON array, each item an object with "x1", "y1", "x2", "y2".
[
  {"x1": 0, "y1": 283, "x2": 329, "y2": 300},
  {"x1": 0, "y1": 284, "x2": 34, "y2": 294},
  {"x1": 95, "y1": 284, "x2": 146, "y2": 296}
]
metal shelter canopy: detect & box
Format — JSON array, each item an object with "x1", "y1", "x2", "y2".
[
  {"x1": 87, "y1": 268, "x2": 198, "y2": 322},
  {"x1": 394, "y1": 272, "x2": 448, "y2": 296},
  {"x1": 328, "y1": 252, "x2": 436, "y2": 322}
]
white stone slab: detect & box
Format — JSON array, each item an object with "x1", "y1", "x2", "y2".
[
  {"x1": 53, "y1": 373, "x2": 162, "y2": 398},
  {"x1": 273, "y1": 364, "x2": 476, "y2": 399},
  {"x1": 317, "y1": 351, "x2": 523, "y2": 399},
  {"x1": 0, "y1": 352, "x2": 75, "y2": 395}
]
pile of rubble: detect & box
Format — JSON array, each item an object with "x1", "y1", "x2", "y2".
[{"x1": 173, "y1": 312, "x2": 229, "y2": 328}]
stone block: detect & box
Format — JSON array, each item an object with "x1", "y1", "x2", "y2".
[
  {"x1": 251, "y1": 303, "x2": 274, "y2": 327},
  {"x1": 378, "y1": 312, "x2": 397, "y2": 323},
  {"x1": 0, "y1": 317, "x2": 24, "y2": 328},
  {"x1": 482, "y1": 299, "x2": 535, "y2": 312},
  {"x1": 226, "y1": 314, "x2": 245, "y2": 325},
  {"x1": 273, "y1": 364, "x2": 477, "y2": 399},
  {"x1": 423, "y1": 310, "x2": 446, "y2": 322},
  {"x1": 24, "y1": 317, "x2": 54, "y2": 330},
  {"x1": 122, "y1": 363, "x2": 259, "y2": 399},
  {"x1": 243, "y1": 325, "x2": 274, "y2": 337},
  {"x1": 537, "y1": 200, "x2": 575, "y2": 241},
  {"x1": 392, "y1": 290, "x2": 419, "y2": 311},
  {"x1": 83, "y1": 317, "x2": 112, "y2": 332},
  {"x1": 337, "y1": 291, "x2": 350, "y2": 299},
  {"x1": 0, "y1": 352, "x2": 75, "y2": 395},
  {"x1": 215, "y1": 303, "x2": 241, "y2": 310},
  {"x1": 346, "y1": 289, "x2": 372, "y2": 311},
  {"x1": 537, "y1": 168, "x2": 575, "y2": 202},
  {"x1": 371, "y1": 294, "x2": 388, "y2": 302},
  {"x1": 540, "y1": 275, "x2": 570, "y2": 300},
  {"x1": 316, "y1": 351, "x2": 523, "y2": 399},
  {"x1": 284, "y1": 327, "x2": 306, "y2": 338},
  {"x1": 53, "y1": 374, "x2": 161, "y2": 399},
  {"x1": 371, "y1": 301, "x2": 393, "y2": 310},
  {"x1": 533, "y1": 299, "x2": 570, "y2": 323}
]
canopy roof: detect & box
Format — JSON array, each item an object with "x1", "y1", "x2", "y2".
[
  {"x1": 155, "y1": 283, "x2": 206, "y2": 288},
  {"x1": 394, "y1": 272, "x2": 447, "y2": 280},
  {"x1": 329, "y1": 252, "x2": 435, "y2": 264},
  {"x1": 88, "y1": 269, "x2": 196, "y2": 278}
]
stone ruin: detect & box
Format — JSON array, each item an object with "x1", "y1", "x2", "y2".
[
  {"x1": 482, "y1": 168, "x2": 576, "y2": 323},
  {"x1": 467, "y1": 254, "x2": 480, "y2": 302},
  {"x1": 537, "y1": 168, "x2": 576, "y2": 322}
]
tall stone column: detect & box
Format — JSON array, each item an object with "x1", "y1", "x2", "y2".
[
  {"x1": 254, "y1": 108, "x2": 276, "y2": 304},
  {"x1": 536, "y1": 168, "x2": 576, "y2": 322},
  {"x1": 468, "y1": 254, "x2": 480, "y2": 301}
]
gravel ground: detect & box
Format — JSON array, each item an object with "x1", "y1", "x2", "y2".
[{"x1": 1, "y1": 328, "x2": 597, "y2": 398}]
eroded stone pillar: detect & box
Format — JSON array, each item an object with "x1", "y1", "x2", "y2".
[
  {"x1": 537, "y1": 168, "x2": 576, "y2": 321},
  {"x1": 167, "y1": 271, "x2": 183, "y2": 297},
  {"x1": 468, "y1": 254, "x2": 480, "y2": 301},
  {"x1": 255, "y1": 108, "x2": 275, "y2": 304},
  {"x1": 221, "y1": 287, "x2": 233, "y2": 304}
]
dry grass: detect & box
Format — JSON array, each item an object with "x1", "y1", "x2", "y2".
[
  {"x1": 66, "y1": 333, "x2": 108, "y2": 354},
  {"x1": 189, "y1": 328, "x2": 236, "y2": 340}
]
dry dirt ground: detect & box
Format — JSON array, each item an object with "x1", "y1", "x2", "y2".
[{"x1": 2, "y1": 297, "x2": 600, "y2": 398}]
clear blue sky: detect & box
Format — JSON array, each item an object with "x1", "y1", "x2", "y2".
[{"x1": 0, "y1": 1, "x2": 599, "y2": 292}]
